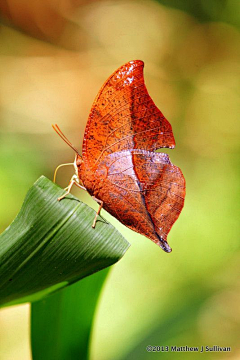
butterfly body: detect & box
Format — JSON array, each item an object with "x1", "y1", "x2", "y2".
[{"x1": 54, "y1": 60, "x2": 186, "y2": 253}]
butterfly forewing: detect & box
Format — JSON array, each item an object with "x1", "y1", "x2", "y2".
[{"x1": 82, "y1": 60, "x2": 175, "y2": 169}]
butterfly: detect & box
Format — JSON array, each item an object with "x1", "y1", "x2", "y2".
[{"x1": 53, "y1": 60, "x2": 185, "y2": 253}]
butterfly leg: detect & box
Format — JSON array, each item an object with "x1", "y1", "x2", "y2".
[
  {"x1": 58, "y1": 175, "x2": 86, "y2": 201},
  {"x1": 92, "y1": 197, "x2": 103, "y2": 228}
]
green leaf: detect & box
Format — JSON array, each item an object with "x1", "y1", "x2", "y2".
[
  {"x1": 31, "y1": 269, "x2": 108, "y2": 360},
  {"x1": 0, "y1": 176, "x2": 130, "y2": 307}
]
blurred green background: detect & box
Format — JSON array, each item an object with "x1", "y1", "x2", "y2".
[{"x1": 0, "y1": 0, "x2": 239, "y2": 359}]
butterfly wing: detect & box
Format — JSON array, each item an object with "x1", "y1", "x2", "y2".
[
  {"x1": 93, "y1": 149, "x2": 185, "y2": 252},
  {"x1": 82, "y1": 60, "x2": 175, "y2": 169}
]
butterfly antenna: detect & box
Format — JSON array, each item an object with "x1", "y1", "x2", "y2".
[{"x1": 52, "y1": 124, "x2": 81, "y2": 156}]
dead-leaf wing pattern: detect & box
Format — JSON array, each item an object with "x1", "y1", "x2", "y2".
[
  {"x1": 93, "y1": 150, "x2": 185, "y2": 252},
  {"x1": 132, "y1": 150, "x2": 185, "y2": 241},
  {"x1": 82, "y1": 60, "x2": 175, "y2": 169}
]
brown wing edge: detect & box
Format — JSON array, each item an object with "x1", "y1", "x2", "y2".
[
  {"x1": 160, "y1": 167, "x2": 185, "y2": 252},
  {"x1": 151, "y1": 165, "x2": 185, "y2": 252}
]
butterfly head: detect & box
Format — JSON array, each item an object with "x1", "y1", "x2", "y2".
[
  {"x1": 75, "y1": 154, "x2": 83, "y2": 167},
  {"x1": 73, "y1": 153, "x2": 83, "y2": 181}
]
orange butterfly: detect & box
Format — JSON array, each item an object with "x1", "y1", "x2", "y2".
[{"x1": 53, "y1": 60, "x2": 185, "y2": 252}]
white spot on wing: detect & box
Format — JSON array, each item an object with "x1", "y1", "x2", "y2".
[{"x1": 124, "y1": 76, "x2": 134, "y2": 86}]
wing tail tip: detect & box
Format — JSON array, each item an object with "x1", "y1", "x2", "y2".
[{"x1": 158, "y1": 237, "x2": 172, "y2": 253}]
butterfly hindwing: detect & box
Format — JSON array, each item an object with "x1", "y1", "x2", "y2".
[
  {"x1": 93, "y1": 149, "x2": 185, "y2": 252},
  {"x1": 132, "y1": 150, "x2": 185, "y2": 243}
]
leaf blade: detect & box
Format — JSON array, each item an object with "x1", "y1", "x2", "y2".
[
  {"x1": 0, "y1": 176, "x2": 130, "y2": 307},
  {"x1": 31, "y1": 269, "x2": 109, "y2": 360}
]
